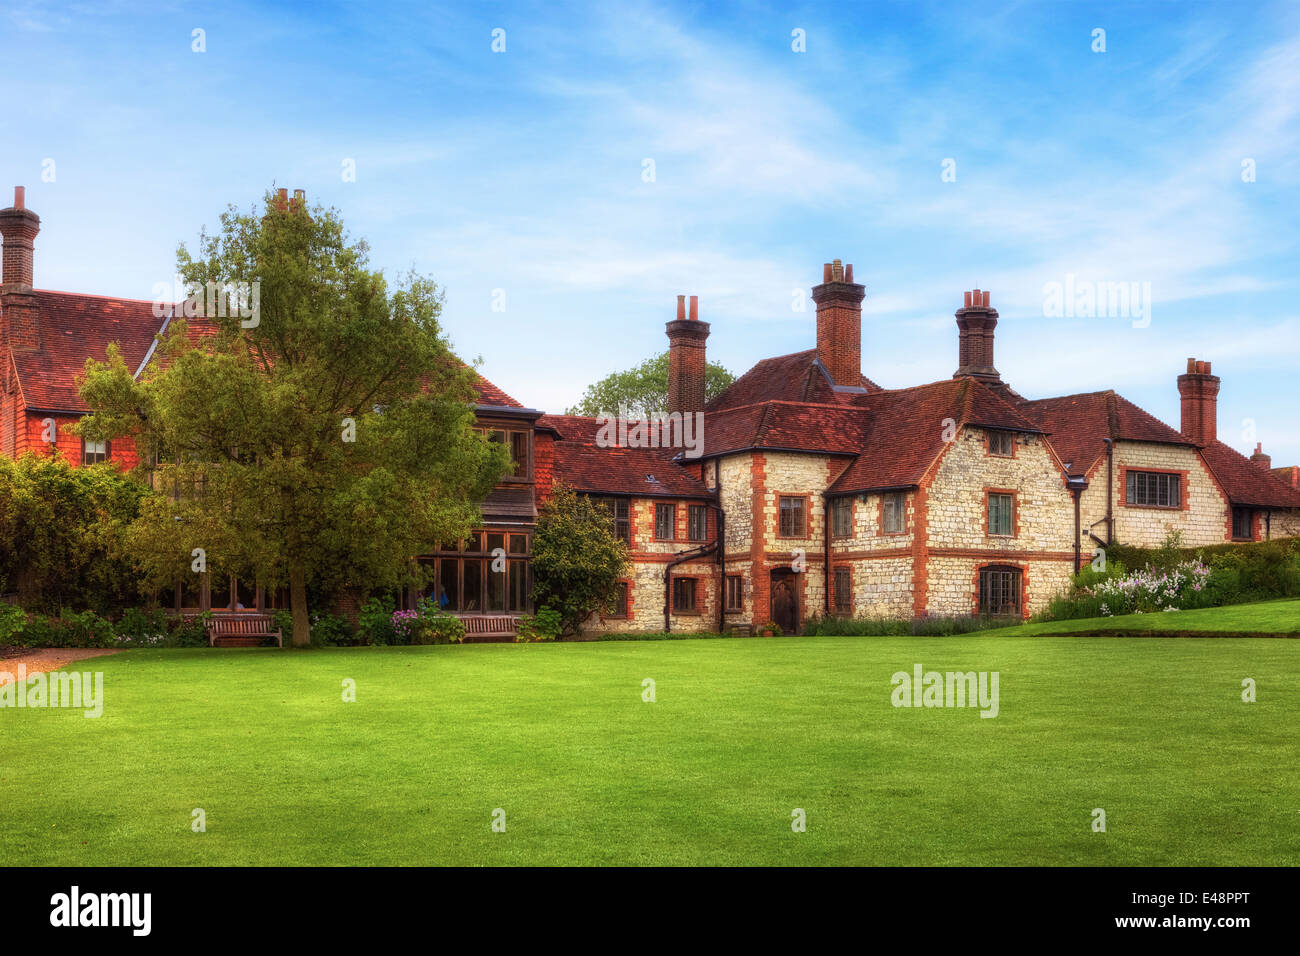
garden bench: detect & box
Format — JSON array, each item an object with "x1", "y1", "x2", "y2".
[
  {"x1": 460, "y1": 615, "x2": 519, "y2": 643},
  {"x1": 208, "y1": 614, "x2": 283, "y2": 648}
]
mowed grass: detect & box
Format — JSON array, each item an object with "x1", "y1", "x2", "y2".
[
  {"x1": 2, "y1": 634, "x2": 1298, "y2": 866},
  {"x1": 1006, "y1": 599, "x2": 1300, "y2": 636}
]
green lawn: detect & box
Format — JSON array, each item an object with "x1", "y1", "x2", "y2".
[
  {"x1": 3, "y1": 631, "x2": 1298, "y2": 866},
  {"x1": 1004, "y1": 598, "x2": 1300, "y2": 637}
]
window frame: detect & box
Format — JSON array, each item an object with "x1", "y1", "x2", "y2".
[
  {"x1": 671, "y1": 576, "x2": 699, "y2": 615},
  {"x1": 880, "y1": 492, "x2": 907, "y2": 536},
  {"x1": 833, "y1": 566, "x2": 852, "y2": 616},
  {"x1": 978, "y1": 564, "x2": 1023, "y2": 617},
  {"x1": 724, "y1": 574, "x2": 744, "y2": 613},
  {"x1": 1231, "y1": 507, "x2": 1254, "y2": 541},
  {"x1": 987, "y1": 430, "x2": 1015, "y2": 458},
  {"x1": 1124, "y1": 468, "x2": 1183, "y2": 510},
  {"x1": 830, "y1": 496, "x2": 853, "y2": 539},
  {"x1": 986, "y1": 490, "x2": 1016, "y2": 538},
  {"x1": 654, "y1": 503, "x2": 677, "y2": 541},
  {"x1": 687, "y1": 504, "x2": 708, "y2": 542},
  {"x1": 81, "y1": 436, "x2": 110, "y2": 465},
  {"x1": 777, "y1": 494, "x2": 808, "y2": 539}
]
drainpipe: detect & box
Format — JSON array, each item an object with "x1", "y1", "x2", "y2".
[
  {"x1": 1265, "y1": 510, "x2": 1272, "y2": 541},
  {"x1": 1103, "y1": 438, "x2": 1114, "y2": 544},
  {"x1": 1067, "y1": 476, "x2": 1088, "y2": 573}
]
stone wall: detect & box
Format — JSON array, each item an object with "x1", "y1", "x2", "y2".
[{"x1": 1081, "y1": 441, "x2": 1228, "y2": 548}]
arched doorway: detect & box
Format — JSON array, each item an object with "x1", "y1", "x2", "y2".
[{"x1": 770, "y1": 569, "x2": 799, "y2": 635}]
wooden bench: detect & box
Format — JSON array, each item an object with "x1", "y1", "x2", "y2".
[
  {"x1": 460, "y1": 615, "x2": 519, "y2": 643},
  {"x1": 208, "y1": 614, "x2": 283, "y2": 648}
]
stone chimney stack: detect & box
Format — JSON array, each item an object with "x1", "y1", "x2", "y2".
[
  {"x1": 1177, "y1": 358, "x2": 1220, "y2": 446},
  {"x1": 666, "y1": 294, "x2": 709, "y2": 414},
  {"x1": 0, "y1": 186, "x2": 41, "y2": 352},
  {"x1": 811, "y1": 259, "x2": 865, "y2": 387},
  {"x1": 953, "y1": 288, "x2": 1001, "y2": 384}
]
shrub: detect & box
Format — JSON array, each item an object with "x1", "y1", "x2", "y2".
[
  {"x1": 359, "y1": 595, "x2": 397, "y2": 646},
  {"x1": 517, "y1": 607, "x2": 563, "y2": 642},
  {"x1": 309, "y1": 611, "x2": 355, "y2": 647},
  {"x1": 114, "y1": 607, "x2": 169, "y2": 647},
  {"x1": 167, "y1": 613, "x2": 212, "y2": 648},
  {"x1": 390, "y1": 599, "x2": 464, "y2": 645},
  {"x1": 805, "y1": 613, "x2": 1022, "y2": 636},
  {"x1": 531, "y1": 485, "x2": 629, "y2": 636},
  {"x1": 0, "y1": 602, "x2": 26, "y2": 645},
  {"x1": 420, "y1": 604, "x2": 465, "y2": 645}
]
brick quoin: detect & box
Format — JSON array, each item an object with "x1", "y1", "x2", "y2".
[{"x1": 750, "y1": 452, "x2": 769, "y2": 628}]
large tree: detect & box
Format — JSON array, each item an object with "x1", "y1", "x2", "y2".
[
  {"x1": 565, "y1": 351, "x2": 734, "y2": 418},
  {"x1": 77, "y1": 189, "x2": 511, "y2": 646}
]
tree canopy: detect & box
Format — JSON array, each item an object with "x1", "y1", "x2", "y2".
[
  {"x1": 77, "y1": 189, "x2": 511, "y2": 645},
  {"x1": 565, "y1": 351, "x2": 734, "y2": 418}
]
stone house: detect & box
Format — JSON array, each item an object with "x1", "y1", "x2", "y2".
[{"x1": 4, "y1": 187, "x2": 1299, "y2": 635}]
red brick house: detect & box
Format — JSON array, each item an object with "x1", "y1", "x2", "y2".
[
  {"x1": 4, "y1": 188, "x2": 1299, "y2": 635},
  {"x1": 0, "y1": 187, "x2": 555, "y2": 632}
]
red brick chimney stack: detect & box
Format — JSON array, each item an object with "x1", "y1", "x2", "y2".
[
  {"x1": 0, "y1": 186, "x2": 40, "y2": 290},
  {"x1": 666, "y1": 293, "x2": 709, "y2": 414},
  {"x1": 811, "y1": 258, "x2": 865, "y2": 387},
  {"x1": 0, "y1": 186, "x2": 42, "y2": 352},
  {"x1": 1249, "y1": 443, "x2": 1271, "y2": 471},
  {"x1": 1177, "y1": 358, "x2": 1220, "y2": 446},
  {"x1": 953, "y1": 288, "x2": 1001, "y2": 384}
]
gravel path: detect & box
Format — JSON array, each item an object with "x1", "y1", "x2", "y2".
[{"x1": 0, "y1": 648, "x2": 123, "y2": 685}]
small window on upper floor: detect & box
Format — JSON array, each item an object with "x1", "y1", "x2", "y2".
[
  {"x1": 82, "y1": 438, "x2": 109, "y2": 465},
  {"x1": 988, "y1": 430, "x2": 1014, "y2": 457}
]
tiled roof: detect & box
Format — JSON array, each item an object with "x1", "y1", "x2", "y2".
[
  {"x1": 708, "y1": 349, "x2": 880, "y2": 411},
  {"x1": 1201, "y1": 442, "x2": 1300, "y2": 508},
  {"x1": 701, "y1": 401, "x2": 870, "y2": 457},
  {"x1": 828, "y1": 378, "x2": 1042, "y2": 495},
  {"x1": 472, "y1": 373, "x2": 524, "y2": 408},
  {"x1": 1018, "y1": 390, "x2": 1191, "y2": 477},
  {"x1": 540, "y1": 414, "x2": 711, "y2": 498},
  {"x1": 7, "y1": 291, "x2": 527, "y2": 419},
  {"x1": 11, "y1": 291, "x2": 166, "y2": 411},
  {"x1": 1273, "y1": 465, "x2": 1299, "y2": 490}
]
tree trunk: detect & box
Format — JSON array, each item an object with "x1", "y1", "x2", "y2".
[{"x1": 289, "y1": 560, "x2": 311, "y2": 647}]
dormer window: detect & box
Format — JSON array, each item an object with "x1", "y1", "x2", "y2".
[{"x1": 988, "y1": 430, "x2": 1014, "y2": 457}]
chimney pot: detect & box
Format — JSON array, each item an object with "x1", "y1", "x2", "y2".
[
  {"x1": 823, "y1": 263, "x2": 832, "y2": 283},
  {"x1": 14, "y1": 186, "x2": 24, "y2": 209},
  {"x1": 676, "y1": 294, "x2": 685, "y2": 320},
  {"x1": 982, "y1": 290, "x2": 990, "y2": 307},
  {"x1": 964, "y1": 291, "x2": 972, "y2": 308},
  {"x1": 845, "y1": 263, "x2": 854, "y2": 283},
  {"x1": 689, "y1": 295, "x2": 698, "y2": 321}
]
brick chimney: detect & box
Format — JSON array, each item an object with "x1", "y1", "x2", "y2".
[
  {"x1": 1177, "y1": 358, "x2": 1219, "y2": 446},
  {"x1": 0, "y1": 187, "x2": 39, "y2": 290},
  {"x1": 953, "y1": 288, "x2": 1001, "y2": 383},
  {"x1": 666, "y1": 294, "x2": 709, "y2": 414},
  {"x1": 0, "y1": 186, "x2": 41, "y2": 351},
  {"x1": 1249, "y1": 443, "x2": 1271, "y2": 471},
  {"x1": 811, "y1": 259, "x2": 865, "y2": 387}
]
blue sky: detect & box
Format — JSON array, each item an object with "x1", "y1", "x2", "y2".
[{"x1": 3, "y1": 0, "x2": 1298, "y2": 463}]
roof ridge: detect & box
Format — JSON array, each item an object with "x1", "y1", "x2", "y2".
[{"x1": 35, "y1": 288, "x2": 170, "y2": 306}]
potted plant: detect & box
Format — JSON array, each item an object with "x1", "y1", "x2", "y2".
[{"x1": 761, "y1": 620, "x2": 782, "y2": 637}]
